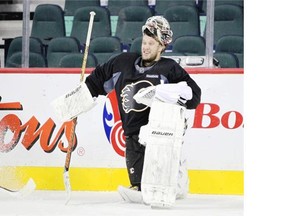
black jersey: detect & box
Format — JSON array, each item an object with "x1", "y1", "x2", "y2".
[{"x1": 85, "y1": 53, "x2": 201, "y2": 136}]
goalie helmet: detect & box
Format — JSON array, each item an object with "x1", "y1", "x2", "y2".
[{"x1": 142, "y1": 16, "x2": 173, "y2": 46}]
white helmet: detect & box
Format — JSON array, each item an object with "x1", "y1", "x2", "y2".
[{"x1": 142, "y1": 16, "x2": 173, "y2": 46}]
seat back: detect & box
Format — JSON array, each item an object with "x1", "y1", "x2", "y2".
[
  {"x1": 31, "y1": 4, "x2": 66, "y2": 45},
  {"x1": 163, "y1": 5, "x2": 200, "y2": 43},
  {"x1": 215, "y1": 35, "x2": 244, "y2": 68},
  {"x1": 70, "y1": 6, "x2": 111, "y2": 46},
  {"x1": 172, "y1": 35, "x2": 205, "y2": 56},
  {"x1": 115, "y1": 6, "x2": 152, "y2": 46},
  {"x1": 6, "y1": 52, "x2": 46, "y2": 68},
  {"x1": 5, "y1": 36, "x2": 46, "y2": 67},
  {"x1": 58, "y1": 53, "x2": 98, "y2": 68},
  {"x1": 64, "y1": 0, "x2": 101, "y2": 16},
  {"x1": 212, "y1": 5, "x2": 243, "y2": 45},
  {"x1": 155, "y1": 0, "x2": 196, "y2": 15},
  {"x1": 213, "y1": 52, "x2": 239, "y2": 68},
  {"x1": 200, "y1": 0, "x2": 243, "y2": 14},
  {"x1": 107, "y1": 0, "x2": 149, "y2": 16},
  {"x1": 46, "y1": 37, "x2": 81, "y2": 67},
  {"x1": 89, "y1": 37, "x2": 122, "y2": 65},
  {"x1": 129, "y1": 36, "x2": 142, "y2": 55},
  {"x1": 115, "y1": 6, "x2": 153, "y2": 46}
]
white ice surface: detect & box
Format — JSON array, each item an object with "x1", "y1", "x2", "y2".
[{"x1": 0, "y1": 190, "x2": 243, "y2": 216}]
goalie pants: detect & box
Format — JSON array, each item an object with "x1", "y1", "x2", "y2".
[{"x1": 125, "y1": 135, "x2": 145, "y2": 190}]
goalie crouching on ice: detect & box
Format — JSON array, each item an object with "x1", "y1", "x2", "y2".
[{"x1": 52, "y1": 16, "x2": 201, "y2": 207}]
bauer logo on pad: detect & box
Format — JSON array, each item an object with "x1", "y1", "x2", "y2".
[{"x1": 151, "y1": 131, "x2": 173, "y2": 136}]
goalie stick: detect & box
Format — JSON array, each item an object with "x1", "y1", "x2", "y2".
[
  {"x1": 0, "y1": 178, "x2": 36, "y2": 198},
  {"x1": 63, "y1": 11, "x2": 96, "y2": 205}
]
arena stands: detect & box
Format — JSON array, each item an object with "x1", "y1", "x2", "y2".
[{"x1": 0, "y1": 0, "x2": 244, "y2": 68}]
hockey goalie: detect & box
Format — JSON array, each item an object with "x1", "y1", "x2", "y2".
[
  {"x1": 51, "y1": 81, "x2": 191, "y2": 208},
  {"x1": 134, "y1": 81, "x2": 191, "y2": 208}
]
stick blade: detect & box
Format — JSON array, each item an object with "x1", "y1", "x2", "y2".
[
  {"x1": 18, "y1": 178, "x2": 36, "y2": 198},
  {"x1": 9, "y1": 178, "x2": 36, "y2": 198},
  {"x1": 63, "y1": 171, "x2": 71, "y2": 204}
]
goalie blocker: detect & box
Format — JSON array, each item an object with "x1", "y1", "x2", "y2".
[
  {"x1": 51, "y1": 82, "x2": 97, "y2": 122},
  {"x1": 139, "y1": 100, "x2": 188, "y2": 208}
]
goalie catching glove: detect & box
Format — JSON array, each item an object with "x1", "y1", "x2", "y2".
[
  {"x1": 133, "y1": 81, "x2": 193, "y2": 107},
  {"x1": 51, "y1": 82, "x2": 97, "y2": 122}
]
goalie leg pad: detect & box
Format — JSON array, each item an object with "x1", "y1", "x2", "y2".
[
  {"x1": 140, "y1": 101, "x2": 187, "y2": 208},
  {"x1": 176, "y1": 159, "x2": 189, "y2": 200},
  {"x1": 51, "y1": 82, "x2": 96, "y2": 122}
]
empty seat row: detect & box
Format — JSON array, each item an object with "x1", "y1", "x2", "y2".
[
  {"x1": 63, "y1": 0, "x2": 243, "y2": 16},
  {"x1": 4, "y1": 2, "x2": 243, "y2": 61},
  {"x1": 32, "y1": 3, "x2": 243, "y2": 47},
  {"x1": 64, "y1": 0, "x2": 243, "y2": 16},
  {"x1": 6, "y1": 34, "x2": 243, "y2": 68},
  {"x1": 63, "y1": 0, "x2": 199, "y2": 16},
  {"x1": 3, "y1": 2, "x2": 243, "y2": 68},
  {"x1": 5, "y1": 36, "x2": 122, "y2": 68},
  {"x1": 30, "y1": 4, "x2": 202, "y2": 47}
]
